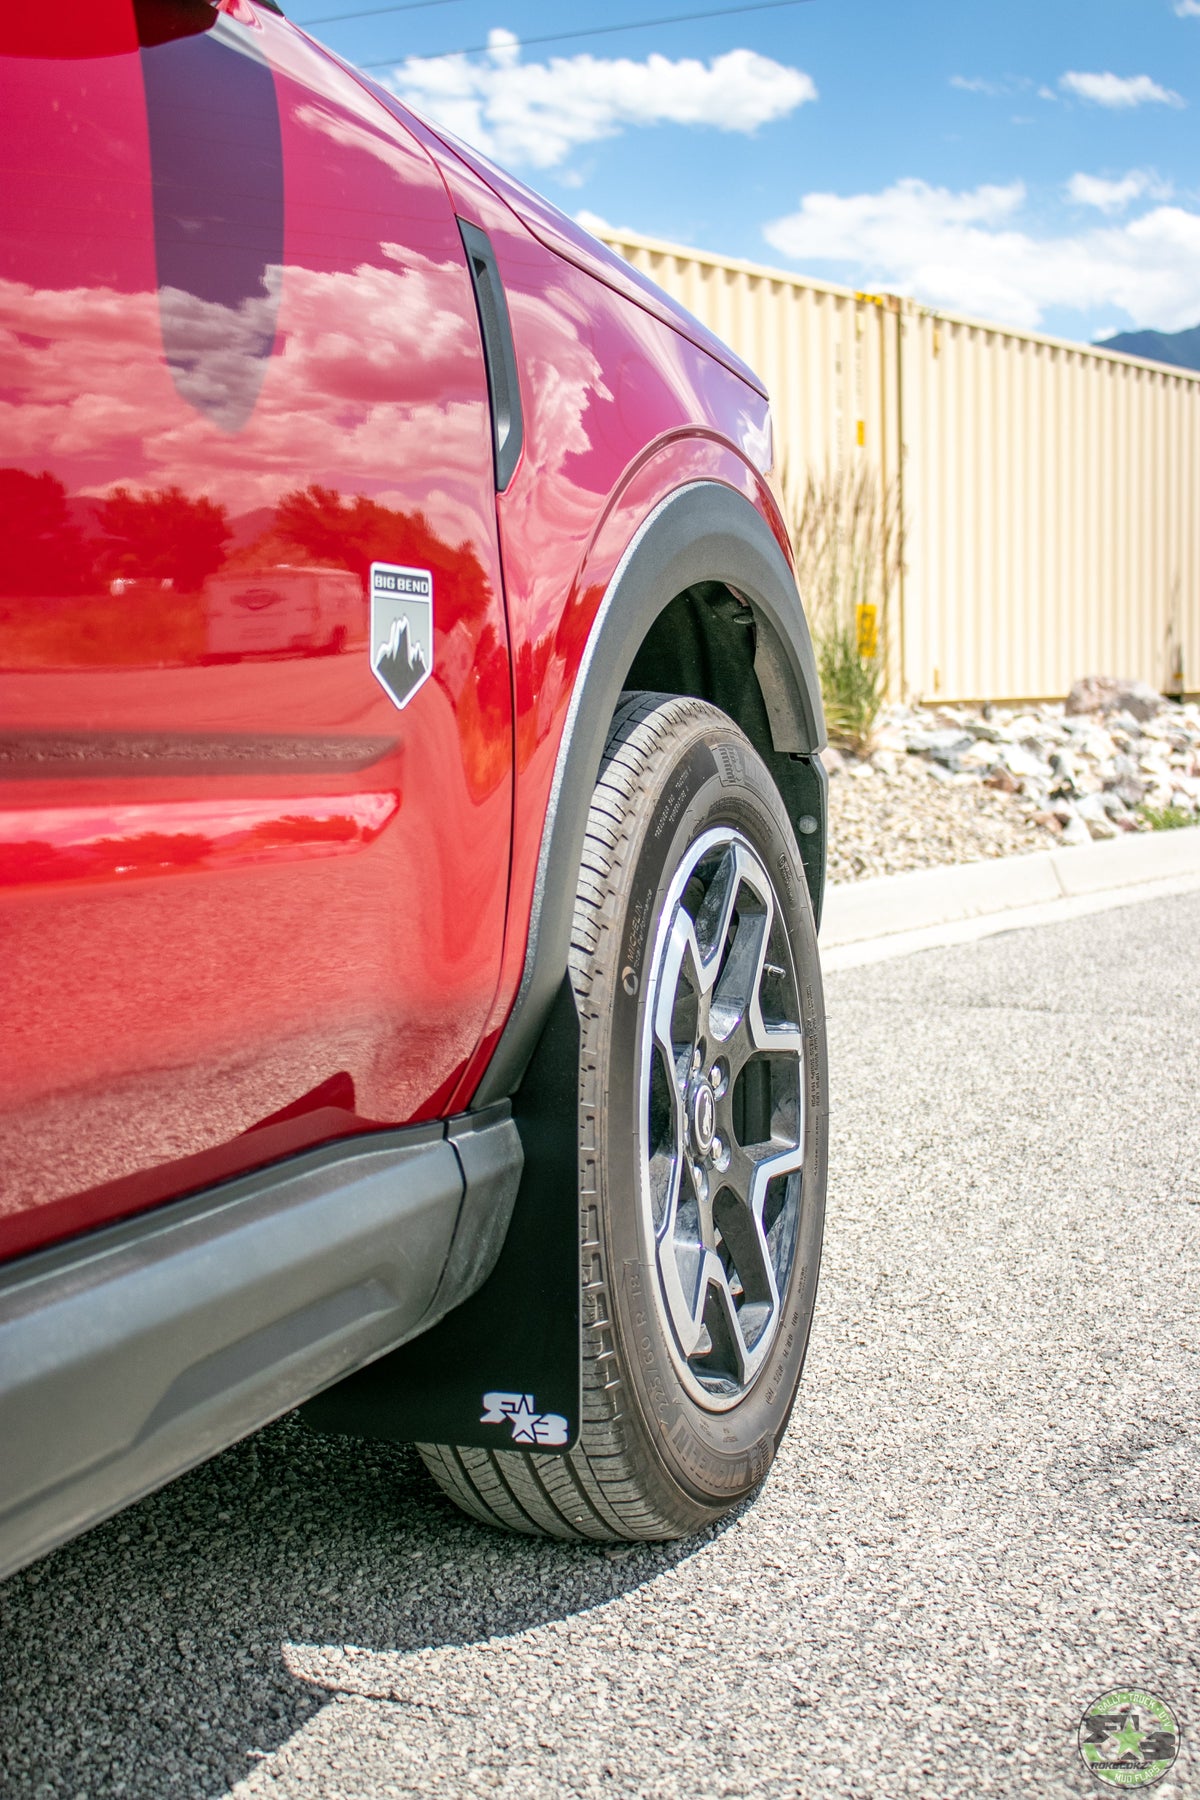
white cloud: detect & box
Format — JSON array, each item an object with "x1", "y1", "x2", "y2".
[
  {"x1": 574, "y1": 208, "x2": 644, "y2": 246},
  {"x1": 763, "y1": 177, "x2": 1200, "y2": 331},
  {"x1": 1059, "y1": 70, "x2": 1185, "y2": 108},
  {"x1": 0, "y1": 256, "x2": 494, "y2": 514},
  {"x1": 1175, "y1": 2, "x2": 1200, "y2": 16},
  {"x1": 1067, "y1": 170, "x2": 1170, "y2": 212},
  {"x1": 574, "y1": 209, "x2": 616, "y2": 237},
  {"x1": 951, "y1": 75, "x2": 1044, "y2": 100},
  {"x1": 765, "y1": 179, "x2": 1029, "y2": 320},
  {"x1": 388, "y1": 28, "x2": 816, "y2": 169}
]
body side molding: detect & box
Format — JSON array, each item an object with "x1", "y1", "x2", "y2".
[{"x1": 474, "y1": 479, "x2": 826, "y2": 1107}]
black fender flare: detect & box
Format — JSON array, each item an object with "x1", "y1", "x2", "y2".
[{"x1": 474, "y1": 479, "x2": 827, "y2": 1106}]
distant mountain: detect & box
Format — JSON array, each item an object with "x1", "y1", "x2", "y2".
[{"x1": 1095, "y1": 323, "x2": 1200, "y2": 373}]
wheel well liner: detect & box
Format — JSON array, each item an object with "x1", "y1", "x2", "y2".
[{"x1": 473, "y1": 480, "x2": 828, "y2": 1107}]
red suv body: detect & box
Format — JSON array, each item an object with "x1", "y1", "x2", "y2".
[{"x1": 0, "y1": 0, "x2": 827, "y2": 1575}]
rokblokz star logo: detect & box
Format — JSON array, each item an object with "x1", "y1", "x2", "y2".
[
  {"x1": 1078, "y1": 1688, "x2": 1180, "y2": 1788},
  {"x1": 480, "y1": 1391, "x2": 569, "y2": 1447}
]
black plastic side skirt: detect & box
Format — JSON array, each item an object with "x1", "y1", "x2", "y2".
[
  {"x1": 0, "y1": 1109, "x2": 522, "y2": 1583},
  {"x1": 301, "y1": 977, "x2": 583, "y2": 1454}
]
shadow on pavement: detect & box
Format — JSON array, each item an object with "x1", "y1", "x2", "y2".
[{"x1": 0, "y1": 1413, "x2": 731, "y2": 1800}]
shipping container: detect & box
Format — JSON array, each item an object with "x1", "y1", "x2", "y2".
[{"x1": 603, "y1": 229, "x2": 1200, "y2": 705}]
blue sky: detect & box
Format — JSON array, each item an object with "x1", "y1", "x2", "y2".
[{"x1": 288, "y1": 0, "x2": 1200, "y2": 343}]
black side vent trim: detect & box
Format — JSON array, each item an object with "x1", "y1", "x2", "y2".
[{"x1": 458, "y1": 219, "x2": 524, "y2": 492}]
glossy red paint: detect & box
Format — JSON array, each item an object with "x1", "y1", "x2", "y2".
[
  {"x1": 408, "y1": 145, "x2": 785, "y2": 1110},
  {"x1": 0, "y1": 791, "x2": 400, "y2": 888},
  {"x1": 0, "y1": 0, "x2": 512, "y2": 1254},
  {"x1": 0, "y1": 0, "x2": 779, "y2": 1261}
]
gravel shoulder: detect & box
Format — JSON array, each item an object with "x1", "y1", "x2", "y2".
[
  {"x1": 826, "y1": 696, "x2": 1200, "y2": 885},
  {"x1": 2, "y1": 893, "x2": 1199, "y2": 1799},
  {"x1": 827, "y1": 756, "x2": 1059, "y2": 884}
]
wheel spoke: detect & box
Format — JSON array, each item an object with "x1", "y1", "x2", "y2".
[
  {"x1": 648, "y1": 1095, "x2": 683, "y2": 1241},
  {"x1": 686, "y1": 1250, "x2": 726, "y2": 1359},
  {"x1": 720, "y1": 1164, "x2": 780, "y2": 1298},
  {"x1": 700, "y1": 1252, "x2": 751, "y2": 1384},
  {"x1": 638, "y1": 822, "x2": 809, "y2": 1410},
  {"x1": 691, "y1": 844, "x2": 741, "y2": 990},
  {"x1": 721, "y1": 1009, "x2": 760, "y2": 1084},
  {"x1": 747, "y1": 997, "x2": 804, "y2": 1059},
  {"x1": 658, "y1": 1160, "x2": 711, "y2": 1355},
  {"x1": 722, "y1": 1138, "x2": 760, "y2": 1211},
  {"x1": 647, "y1": 910, "x2": 700, "y2": 1237},
  {"x1": 653, "y1": 912, "x2": 702, "y2": 1069}
]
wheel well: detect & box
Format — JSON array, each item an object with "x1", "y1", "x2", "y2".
[
  {"x1": 623, "y1": 582, "x2": 827, "y2": 920},
  {"x1": 473, "y1": 481, "x2": 826, "y2": 1108}
]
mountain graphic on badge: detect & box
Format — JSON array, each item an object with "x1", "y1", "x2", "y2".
[
  {"x1": 369, "y1": 563, "x2": 434, "y2": 710},
  {"x1": 373, "y1": 615, "x2": 428, "y2": 708}
]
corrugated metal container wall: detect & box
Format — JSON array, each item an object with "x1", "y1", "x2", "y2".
[
  {"x1": 603, "y1": 229, "x2": 1200, "y2": 704},
  {"x1": 606, "y1": 235, "x2": 890, "y2": 489},
  {"x1": 902, "y1": 309, "x2": 1200, "y2": 702}
]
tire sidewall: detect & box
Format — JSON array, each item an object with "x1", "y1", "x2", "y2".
[{"x1": 593, "y1": 705, "x2": 828, "y2": 1510}]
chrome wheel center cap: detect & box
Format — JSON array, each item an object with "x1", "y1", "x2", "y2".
[{"x1": 689, "y1": 1080, "x2": 716, "y2": 1158}]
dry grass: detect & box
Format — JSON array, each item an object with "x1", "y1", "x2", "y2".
[
  {"x1": 783, "y1": 461, "x2": 903, "y2": 754},
  {"x1": 0, "y1": 586, "x2": 205, "y2": 669}
]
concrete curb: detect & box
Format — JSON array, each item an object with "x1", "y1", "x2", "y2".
[{"x1": 821, "y1": 827, "x2": 1200, "y2": 959}]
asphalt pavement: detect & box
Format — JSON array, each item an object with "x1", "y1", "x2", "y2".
[{"x1": 2, "y1": 888, "x2": 1198, "y2": 1799}]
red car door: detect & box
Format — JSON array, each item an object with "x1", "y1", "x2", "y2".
[{"x1": 0, "y1": 0, "x2": 513, "y2": 1257}]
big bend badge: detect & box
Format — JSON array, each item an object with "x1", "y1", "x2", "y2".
[{"x1": 369, "y1": 562, "x2": 433, "y2": 710}]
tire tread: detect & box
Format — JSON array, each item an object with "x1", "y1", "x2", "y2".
[{"x1": 418, "y1": 692, "x2": 803, "y2": 1541}]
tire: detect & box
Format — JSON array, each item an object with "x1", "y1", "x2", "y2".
[{"x1": 418, "y1": 693, "x2": 828, "y2": 1540}]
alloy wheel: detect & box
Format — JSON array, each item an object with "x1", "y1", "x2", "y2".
[{"x1": 638, "y1": 826, "x2": 807, "y2": 1410}]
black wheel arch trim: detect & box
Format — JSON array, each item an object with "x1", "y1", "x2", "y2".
[{"x1": 474, "y1": 479, "x2": 827, "y2": 1108}]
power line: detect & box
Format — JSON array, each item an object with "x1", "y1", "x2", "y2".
[
  {"x1": 342, "y1": 0, "x2": 816, "y2": 69},
  {"x1": 295, "y1": 0, "x2": 465, "y2": 27}
]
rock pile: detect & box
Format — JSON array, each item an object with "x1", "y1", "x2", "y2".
[{"x1": 825, "y1": 679, "x2": 1200, "y2": 885}]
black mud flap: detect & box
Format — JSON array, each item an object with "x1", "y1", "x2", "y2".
[{"x1": 300, "y1": 979, "x2": 582, "y2": 1454}]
